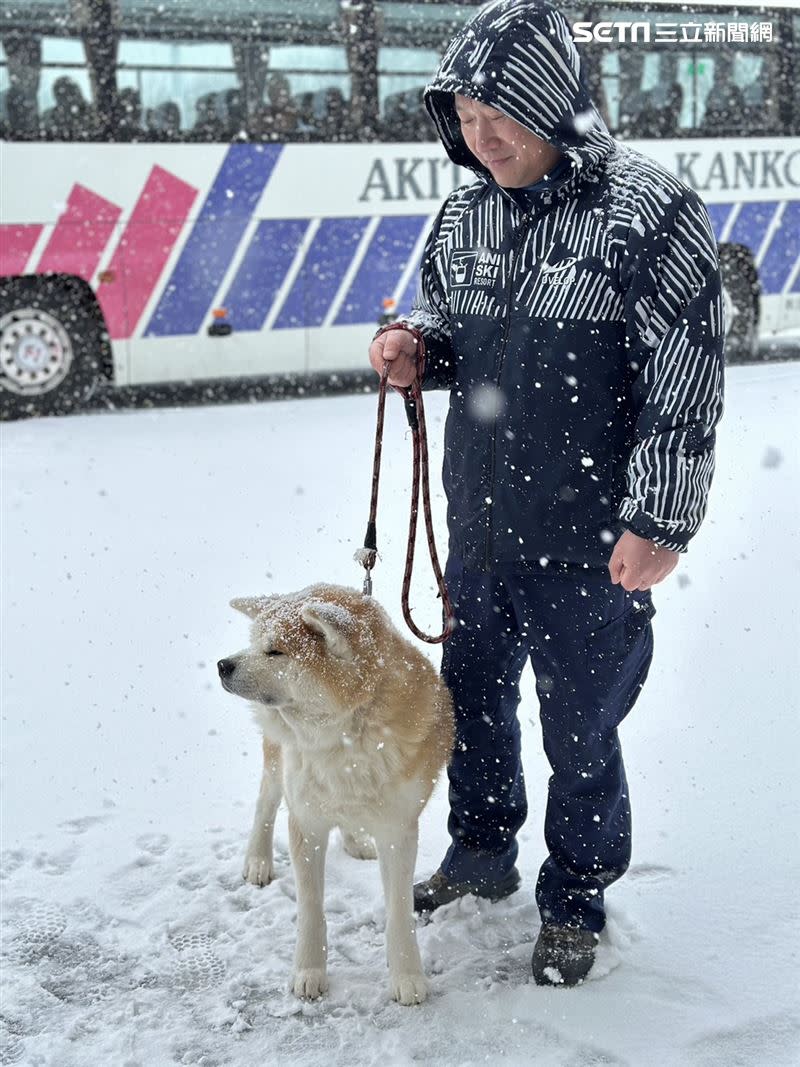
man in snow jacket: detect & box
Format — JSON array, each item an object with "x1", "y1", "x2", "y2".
[{"x1": 369, "y1": 0, "x2": 724, "y2": 986}]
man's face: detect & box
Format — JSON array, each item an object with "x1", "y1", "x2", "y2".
[{"x1": 454, "y1": 94, "x2": 563, "y2": 188}]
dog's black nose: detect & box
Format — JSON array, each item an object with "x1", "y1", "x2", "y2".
[{"x1": 217, "y1": 658, "x2": 236, "y2": 678}]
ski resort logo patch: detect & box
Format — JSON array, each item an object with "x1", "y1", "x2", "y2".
[{"x1": 451, "y1": 250, "x2": 502, "y2": 288}]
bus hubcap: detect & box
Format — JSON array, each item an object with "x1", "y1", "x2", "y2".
[{"x1": 0, "y1": 308, "x2": 73, "y2": 395}]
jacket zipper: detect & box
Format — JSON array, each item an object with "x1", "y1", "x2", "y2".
[{"x1": 484, "y1": 210, "x2": 529, "y2": 569}]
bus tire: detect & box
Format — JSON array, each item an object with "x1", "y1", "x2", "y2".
[
  {"x1": 0, "y1": 275, "x2": 110, "y2": 420},
  {"x1": 718, "y1": 244, "x2": 760, "y2": 364}
]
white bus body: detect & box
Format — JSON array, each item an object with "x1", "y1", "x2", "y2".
[{"x1": 2, "y1": 136, "x2": 798, "y2": 390}]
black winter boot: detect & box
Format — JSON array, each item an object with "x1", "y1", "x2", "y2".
[
  {"x1": 413, "y1": 867, "x2": 521, "y2": 914},
  {"x1": 531, "y1": 924, "x2": 599, "y2": 986}
]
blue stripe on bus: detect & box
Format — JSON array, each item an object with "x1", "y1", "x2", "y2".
[
  {"x1": 706, "y1": 203, "x2": 734, "y2": 244},
  {"x1": 396, "y1": 266, "x2": 421, "y2": 318},
  {"x1": 221, "y1": 218, "x2": 310, "y2": 331},
  {"x1": 145, "y1": 144, "x2": 282, "y2": 337},
  {"x1": 759, "y1": 200, "x2": 800, "y2": 295},
  {"x1": 726, "y1": 201, "x2": 778, "y2": 261},
  {"x1": 273, "y1": 217, "x2": 370, "y2": 330},
  {"x1": 334, "y1": 215, "x2": 428, "y2": 326}
]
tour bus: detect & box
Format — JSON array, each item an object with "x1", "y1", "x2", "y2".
[{"x1": 0, "y1": 0, "x2": 798, "y2": 418}]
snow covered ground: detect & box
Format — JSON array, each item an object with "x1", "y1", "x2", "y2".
[{"x1": 2, "y1": 362, "x2": 799, "y2": 1067}]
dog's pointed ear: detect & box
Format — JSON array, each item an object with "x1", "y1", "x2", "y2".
[
  {"x1": 301, "y1": 601, "x2": 354, "y2": 661},
  {"x1": 230, "y1": 596, "x2": 269, "y2": 619}
]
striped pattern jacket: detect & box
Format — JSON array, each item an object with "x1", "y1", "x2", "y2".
[{"x1": 406, "y1": 0, "x2": 724, "y2": 570}]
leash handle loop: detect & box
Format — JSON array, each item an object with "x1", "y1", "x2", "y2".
[{"x1": 358, "y1": 325, "x2": 454, "y2": 644}]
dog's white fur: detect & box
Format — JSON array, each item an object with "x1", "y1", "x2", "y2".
[{"x1": 219, "y1": 584, "x2": 454, "y2": 1005}]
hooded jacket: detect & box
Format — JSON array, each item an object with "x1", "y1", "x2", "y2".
[{"x1": 405, "y1": 0, "x2": 725, "y2": 572}]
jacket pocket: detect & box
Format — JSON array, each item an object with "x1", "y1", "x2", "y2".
[{"x1": 585, "y1": 596, "x2": 656, "y2": 722}]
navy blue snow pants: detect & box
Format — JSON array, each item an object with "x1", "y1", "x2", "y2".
[{"x1": 439, "y1": 557, "x2": 655, "y2": 933}]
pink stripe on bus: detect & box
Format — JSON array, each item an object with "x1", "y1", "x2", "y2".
[
  {"x1": 97, "y1": 166, "x2": 198, "y2": 339},
  {"x1": 36, "y1": 184, "x2": 121, "y2": 280},
  {"x1": 0, "y1": 224, "x2": 43, "y2": 275}
]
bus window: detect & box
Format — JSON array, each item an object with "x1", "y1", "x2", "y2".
[
  {"x1": 39, "y1": 39, "x2": 94, "y2": 124},
  {"x1": 378, "y1": 46, "x2": 439, "y2": 142},
  {"x1": 1, "y1": 36, "x2": 95, "y2": 141},
  {"x1": 117, "y1": 0, "x2": 342, "y2": 35},
  {"x1": 117, "y1": 0, "x2": 351, "y2": 143},
  {"x1": 603, "y1": 48, "x2": 686, "y2": 138},
  {"x1": 602, "y1": 48, "x2": 781, "y2": 139},
  {"x1": 262, "y1": 45, "x2": 350, "y2": 142},
  {"x1": 379, "y1": 2, "x2": 466, "y2": 51},
  {"x1": 118, "y1": 40, "x2": 239, "y2": 141},
  {"x1": 376, "y1": 2, "x2": 466, "y2": 142},
  {"x1": 588, "y1": 5, "x2": 787, "y2": 139}
]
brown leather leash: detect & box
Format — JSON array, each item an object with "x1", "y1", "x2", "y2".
[{"x1": 355, "y1": 324, "x2": 454, "y2": 644}]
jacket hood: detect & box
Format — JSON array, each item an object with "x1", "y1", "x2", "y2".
[{"x1": 424, "y1": 0, "x2": 614, "y2": 186}]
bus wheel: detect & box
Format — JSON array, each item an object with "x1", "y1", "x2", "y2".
[
  {"x1": 0, "y1": 275, "x2": 107, "y2": 420},
  {"x1": 719, "y1": 244, "x2": 759, "y2": 364}
]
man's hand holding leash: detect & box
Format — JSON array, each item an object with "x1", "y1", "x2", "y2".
[{"x1": 369, "y1": 329, "x2": 419, "y2": 389}]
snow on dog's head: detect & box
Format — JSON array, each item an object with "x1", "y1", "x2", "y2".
[{"x1": 218, "y1": 584, "x2": 390, "y2": 736}]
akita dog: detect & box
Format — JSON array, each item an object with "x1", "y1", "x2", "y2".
[{"x1": 218, "y1": 583, "x2": 454, "y2": 1005}]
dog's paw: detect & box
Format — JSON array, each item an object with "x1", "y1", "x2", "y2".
[
  {"x1": 390, "y1": 971, "x2": 428, "y2": 1006},
  {"x1": 341, "y1": 830, "x2": 378, "y2": 861},
  {"x1": 242, "y1": 854, "x2": 274, "y2": 887},
  {"x1": 292, "y1": 968, "x2": 329, "y2": 1000}
]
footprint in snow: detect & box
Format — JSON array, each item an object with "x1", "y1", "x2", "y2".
[
  {"x1": 482, "y1": 952, "x2": 528, "y2": 986},
  {"x1": 217, "y1": 869, "x2": 255, "y2": 895},
  {"x1": 210, "y1": 838, "x2": 239, "y2": 862},
  {"x1": 136, "y1": 832, "x2": 170, "y2": 855},
  {"x1": 0, "y1": 849, "x2": 27, "y2": 879},
  {"x1": 167, "y1": 931, "x2": 226, "y2": 990},
  {"x1": 31, "y1": 845, "x2": 77, "y2": 876},
  {"x1": 4, "y1": 897, "x2": 68, "y2": 954},
  {"x1": 170, "y1": 1041, "x2": 224, "y2": 1067},
  {"x1": 59, "y1": 814, "x2": 109, "y2": 835},
  {"x1": 69, "y1": 896, "x2": 108, "y2": 928},
  {"x1": 177, "y1": 869, "x2": 208, "y2": 891},
  {"x1": 108, "y1": 854, "x2": 162, "y2": 905}
]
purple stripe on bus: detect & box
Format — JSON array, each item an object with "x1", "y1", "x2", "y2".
[
  {"x1": 726, "y1": 201, "x2": 778, "y2": 263},
  {"x1": 221, "y1": 218, "x2": 310, "y2": 331},
  {"x1": 145, "y1": 144, "x2": 282, "y2": 337},
  {"x1": 334, "y1": 215, "x2": 428, "y2": 326},
  {"x1": 758, "y1": 200, "x2": 800, "y2": 295},
  {"x1": 705, "y1": 203, "x2": 734, "y2": 245},
  {"x1": 396, "y1": 262, "x2": 422, "y2": 318},
  {"x1": 272, "y1": 217, "x2": 370, "y2": 330}
]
